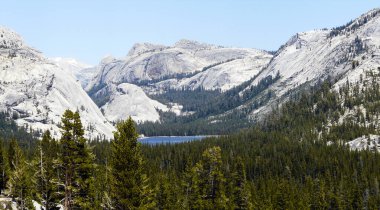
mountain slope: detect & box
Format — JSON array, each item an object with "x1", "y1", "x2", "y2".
[
  {"x1": 50, "y1": 57, "x2": 95, "y2": 87},
  {"x1": 152, "y1": 54, "x2": 271, "y2": 92},
  {"x1": 100, "y1": 83, "x2": 170, "y2": 123},
  {"x1": 89, "y1": 9, "x2": 380, "y2": 127},
  {"x1": 0, "y1": 27, "x2": 114, "y2": 139},
  {"x1": 137, "y1": 8, "x2": 380, "y2": 135},
  {"x1": 86, "y1": 40, "x2": 272, "y2": 92},
  {"x1": 86, "y1": 40, "x2": 272, "y2": 123},
  {"x1": 234, "y1": 8, "x2": 380, "y2": 119}
]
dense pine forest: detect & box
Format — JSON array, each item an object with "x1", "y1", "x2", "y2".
[
  {"x1": 138, "y1": 73, "x2": 280, "y2": 136},
  {"x1": 1, "y1": 70, "x2": 380, "y2": 209}
]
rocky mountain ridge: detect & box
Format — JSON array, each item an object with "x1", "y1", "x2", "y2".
[
  {"x1": 86, "y1": 39, "x2": 272, "y2": 123},
  {"x1": 2, "y1": 8, "x2": 380, "y2": 138},
  {"x1": 0, "y1": 27, "x2": 114, "y2": 139}
]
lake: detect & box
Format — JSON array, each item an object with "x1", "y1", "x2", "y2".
[{"x1": 138, "y1": 136, "x2": 208, "y2": 145}]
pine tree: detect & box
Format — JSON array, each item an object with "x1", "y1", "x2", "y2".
[
  {"x1": 0, "y1": 138, "x2": 6, "y2": 193},
  {"x1": 190, "y1": 162, "x2": 203, "y2": 208},
  {"x1": 110, "y1": 117, "x2": 152, "y2": 209},
  {"x1": 97, "y1": 163, "x2": 113, "y2": 209},
  {"x1": 59, "y1": 110, "x2": 76, "y2": 209},
  {"x1": 8, "y1": 138, "x2": 18, "y2": 171},
  {"x1": 34, "y1": 130, "x2": 60, "y2": 210},
  {"x1": 58, "y1": 110, "x2": 95, "y2": 210},
  {"x1": 154, "y1": 174, "x2": 172, "y2": 210},
  {"x1": 192, "y1": 146, "x2": 227, "y2": 209},
  {"x1": 7, "y1": 139, "x2": 33, "y2": 209},
  {"x1": 232, "y1": 157, "x2": 252, "y2": 210},
  {"x1": 182, "y1": 159, "x2": 196, "y2": 209},
  {"x1": 72, "y1": 111, "x2": 96, "y2": 209}
]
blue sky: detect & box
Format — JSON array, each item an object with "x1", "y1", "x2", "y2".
[{"x1": 0, "y1": 0, "x2": 379, "y2": 64}]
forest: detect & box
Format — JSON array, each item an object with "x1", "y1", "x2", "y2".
[
  {"x1": 0, "y1": 72, "x2": 380, "y2": 209},
  {"x1": 138, "y1": 73, "x2": 280, "y2": 136}
]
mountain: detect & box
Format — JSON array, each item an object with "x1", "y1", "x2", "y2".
[
  {"x1": 86, "y1": 40, "x2": 272, "y2": 123},
  {"x1": 240, "y1": 9, "x2": 380, "y2": 119},
  {"x1": 50, "y1": 57, "x2": 95, "y2": 87},
  {"x1": 135, "y1": 8, "x2": 380, "y2": 135},
  {"x1": 152, "y1": 54, "x2": 271, "y2": 92},
  {"x1": 88, "y1": 9, "x2": 380, "y2": 127},
  {"x1": 100, "y1": 83, "x2": 170, "y2": 123},
  {"x1": 87, "y1": 40, "x2": 272, "y2": 93},
  {"x1": 201, "y1": 8, "x2": 380, "y2": 121},
  {"x1": 3, "y1": 8, "x2": 380, "y2": 138},
  {"x1": 0, "y1": 27, "x2": 114, "y2": 139}
]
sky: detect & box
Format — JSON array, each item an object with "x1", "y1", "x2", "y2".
[{"x1": 0, "y1": 0, "x2": 379, "y2": 65}]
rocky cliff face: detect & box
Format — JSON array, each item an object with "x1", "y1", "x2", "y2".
[
  {"x1": 88, "y1": 40, "x2": 272, "y2": 92},
  {"x1": 0, "y1": 27, "x2": 114, "y2": 139},
  {"x1": 236, "y1": 9, "x2": 380, "y2": 119},
  {"x1": 3, "y1": 8, "x2": 380, "y2": 135},
  {"x1": 49, "y1": 57, "x2": 95, "y2": 88},
  {"x1": 86, "y1": 39, "x2": 272, "y2": 123}
]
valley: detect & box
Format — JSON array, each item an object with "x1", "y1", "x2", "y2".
[
  {"x1": 0, "y1": 5, "x2": 380, "y2": 209},
  {"x1": 2, "y1": 9, "x2": 380, "y2": 139}
]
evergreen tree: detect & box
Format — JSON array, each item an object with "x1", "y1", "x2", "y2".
[
  {"x1": 192, "y1": 146, "x2": 227, "y2": 209},
  {"x1": 0, "y1": 138, "x2": 6, "y2": 193},
  {"x1": 7, "y1": 139, "x2": 33, "y2": 209},
  {"x1": 110, "y1": 117, "x2": 152, "y2": 209},
  {"x1": 34, "y1": 130, "x2": 60, "y2": 210},
  {"x1": 97, "y1": 163, "x2": 113, "y2": 209},
  {"x1": 8, "y1": 138, "x2": 18, "y2": 171},
  {"x1": 154, "y1": 174, "x2": 174, "y2": 210},
  {"x1": 231, "y1": 157, "x2": 252, "y2": 210},
  {"x1": 73, "y1": 112, "x2": 96, "y2": 209},
  {"x1": 182, "y1": 159, "x2": 196, "y2": 209},
  {"x1": 58, "y1": 110, "x2": 95, "y2": 210}
]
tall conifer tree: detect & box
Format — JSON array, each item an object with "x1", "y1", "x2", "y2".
[
  {"x1": 7, "y1": 138, "x2": 33, "y2": 209},
  {"x1": 110, "y1": 117, "x2": 152, "y2": 209},
  {"x1": 34, "y1": 130, "x2": 60, "y2": 210},
  {"x1": 192, "y1": 146, "x2": 227, "y2": 209},
  {"x1": 0, "y1": 138, "x2": 6, "y2": 193},
  {"x1": 232, "y1": 157, "x2": 252, "y2": 210},
  {"x1": 58, "y1": 110, "x2": 95, "y2": 210}
]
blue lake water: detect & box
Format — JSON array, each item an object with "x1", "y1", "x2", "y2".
[{"x1": 138, "y1": 136, "x2": 208, "y2": 145}]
